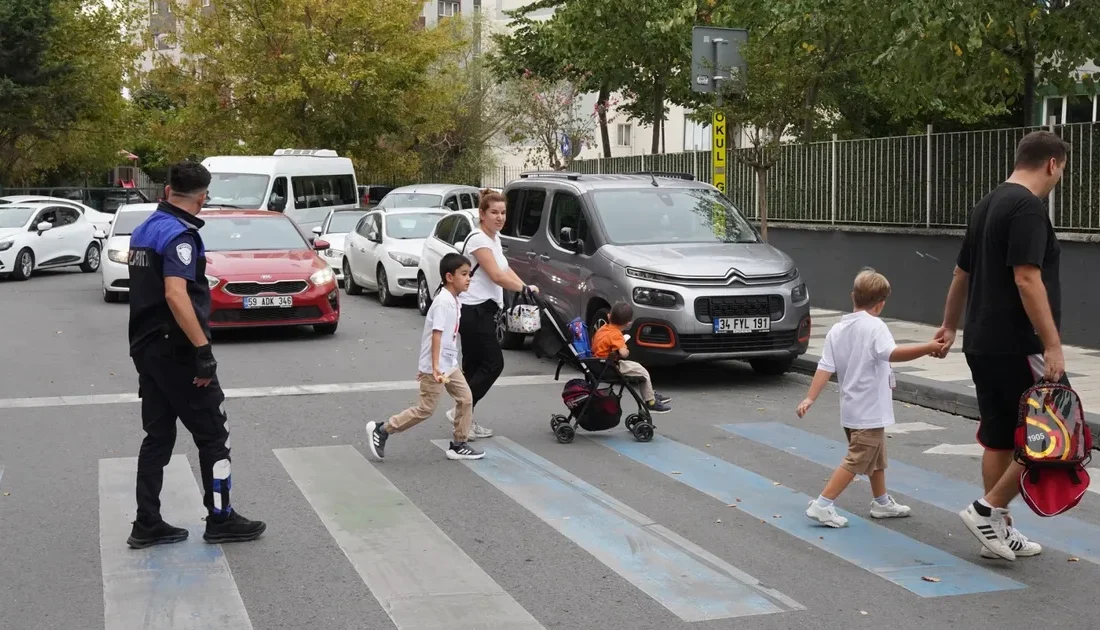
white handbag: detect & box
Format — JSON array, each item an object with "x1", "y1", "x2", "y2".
[{"x1": 505, "y1": 304, "x2": 541, "y2": 334}]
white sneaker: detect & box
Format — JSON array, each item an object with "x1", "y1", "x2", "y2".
[
  {"x1": 446, "y1": 408, "x2": 493, "y2": 440},
  {"x1": 869, "y1": 495, "x2": 911, "y2": 519},
  {"x1": 959, "y1": 503, "x2": 1014, "y2": 561},
  {"x1": 806, "y1": 500, "x2": 849, "y2": 528},
  {"x1": 981, "y1": 526, "x2": 1041, "y2": 558}
]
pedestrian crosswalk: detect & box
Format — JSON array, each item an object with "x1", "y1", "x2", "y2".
[{"x1": 91, "y1": 423, "x2": 1100, "y2": 629}]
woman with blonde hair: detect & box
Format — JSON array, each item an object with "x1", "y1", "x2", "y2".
[{"x1": 447, "y1": 189, "x2": 539, "y2": 439}]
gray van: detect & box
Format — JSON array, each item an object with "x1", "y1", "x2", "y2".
[{"x1": 498, "y1": 172, "x2": 811, "y2": 374}]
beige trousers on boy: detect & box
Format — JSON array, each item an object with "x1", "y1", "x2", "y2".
[
  {"x1": 617, "y1": 360, "x2": 655, "y2": 402},
  {"x1": 385, "y1": 369, "x2": 473, "y2": 442}
]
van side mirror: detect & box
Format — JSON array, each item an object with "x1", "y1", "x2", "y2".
[
  {"x1": 268, "y1": 194, "x2": 287, "y2": 212},
  {"x1": 559, "y1": 227, "x2": 582, "y2": 253}
]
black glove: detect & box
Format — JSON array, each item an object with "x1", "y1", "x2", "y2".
[{"x1": 195, "y1": 344, "x2": 218, "y2": 380}]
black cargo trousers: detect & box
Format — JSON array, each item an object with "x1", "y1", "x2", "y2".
[{"x1": 132, "y1": 334, "x2": 232, "y2": 525}]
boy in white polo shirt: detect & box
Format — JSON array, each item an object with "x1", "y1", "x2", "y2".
[
  {"x1": 796, "y1": 268, "x2": 946, "y2": 527},
  {"x1": 366, "y1": 253, "x2": 483, "y2": 461}
]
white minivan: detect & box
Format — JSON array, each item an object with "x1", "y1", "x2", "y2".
[{"x1": 201, "y1": 149, "x2": 359, "y2": 233}]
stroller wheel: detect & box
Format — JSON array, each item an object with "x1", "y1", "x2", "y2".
[
  {"x1": 632, "y1": 422, "x2": 654, "y2": 442},
  {"x1": 550, "y1": 414, "x2": 568, "y2": 431},
  {"x1": 555, "y1": 424, "x2": 575, "y2": 444},
  {"x1": 625, "y1": 413, "x2": 641, "y2": 432}
]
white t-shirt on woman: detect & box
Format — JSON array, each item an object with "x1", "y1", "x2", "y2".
[{"x1": 460, "y1": 230, "x2": 509, "y2": 307}]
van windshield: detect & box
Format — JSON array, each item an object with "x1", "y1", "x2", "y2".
[
  {"x1": 205, "y1": 173, "x2": 270, "y2": 208},
  {"x1": 591, "y1": 188, "x2": 760, "y2": 245}
]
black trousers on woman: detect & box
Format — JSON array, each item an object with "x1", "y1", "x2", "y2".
[{"x1": 459, "y1": 300, "x2": 504, "y2": 407}]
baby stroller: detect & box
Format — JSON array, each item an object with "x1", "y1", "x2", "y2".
[{"x1": 530, "y1": 293, "x2": 656, "y2": 444}]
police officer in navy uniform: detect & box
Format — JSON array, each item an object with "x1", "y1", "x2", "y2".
[{"x1": 125, "y1": 161, "x2": 266, "y2": 549}]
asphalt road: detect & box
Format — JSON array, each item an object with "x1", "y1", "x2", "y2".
[{"x1": 2, "y1": 269, "x2": 1099, "y2": 630}]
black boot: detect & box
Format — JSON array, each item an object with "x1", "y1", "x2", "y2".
[
  {"x1": 127, "y1": 519, "x2": 189, "y2": 549},
  {"x1": 203, "y1": 510, "x2": 267, "y2": 544}
]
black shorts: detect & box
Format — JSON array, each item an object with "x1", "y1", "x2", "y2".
[{"x1": 965, "y1": 352, "x2": 1071, "y2": 450}]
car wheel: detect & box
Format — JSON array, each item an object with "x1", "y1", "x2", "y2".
[
  {"x1": 12, "y1": 249, "x2": 34, "y2": 281},
  {"x1": 749, "y1": 356, "x2": 795, "y2": 376},
  {"x1": 314, "y1": 322, "x2": 338, "y2": 335},
  {"x1": 103, "y1": 288, "x2": 121, "y2": 303},
  {"x1": 377, "y1": 266, "x2": 398, "y2": 306},
  {"x1": 417, "y1": 273, "x2": 432, "y2": 316},
  {"x1": 80, "y1": 242, "x2": 101, "y2": 273},
  {"x1": 587, "y1": 303, "x2": 610, "y2": 336},
  {"x1": 343, "y1": 260, "x2": 362, "y2": 296}
]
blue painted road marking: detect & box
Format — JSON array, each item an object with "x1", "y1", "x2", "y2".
[
  {"x1": 722, "y1": 422, "x2": 1100, "y2": 566},
  {"x1": 589, "y1": 432, "x2": 1026, "y2": 597},
  {"x1": 432, "y1": 437, "x2": 803, "y2": 622}
]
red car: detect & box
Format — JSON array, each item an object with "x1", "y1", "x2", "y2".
[{"x1": 200, "y1": 210, "x2": 340, "y2": 334}]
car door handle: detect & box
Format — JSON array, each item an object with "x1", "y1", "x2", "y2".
[
  {"x1": 525, "y1": 251, "x2": 537, "y2": 259},
  {"x1": 538, "y1": 254, "x2": 550, "y2": 262},
  {"x1": 501, "y1": 244, "x2": 509, "y2": 252}
]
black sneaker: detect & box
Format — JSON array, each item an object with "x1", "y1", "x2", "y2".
[
  {"x1": 204, "y1": 511, "x2": 267, "y2": 544},
  {"x1": 127, "y1": 520, "x2": 188, "y2": 549},
  {"x1": 366, "y1": 421, "x2": 388, "y2": 459},
  {"x1": 655, "y1": 392, "x2": 672, "y2": 403},
  {"x1": 646, "y1": 400, "x2": 672, "y2": 414},
  {"x1": 446, "y1": 441, "x2": 484, "y2": 460}
]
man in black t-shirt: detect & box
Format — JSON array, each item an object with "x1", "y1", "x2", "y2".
[{"x1": 934, "y1": 130, "x2": 1070, "y2": 562}]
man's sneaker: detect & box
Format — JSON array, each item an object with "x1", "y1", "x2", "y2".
[
  {"x1": 126, "y1": 520, "x2": 188, "y2": 549},
  {"x1": 446, "y1": 441, "x2": 485, "y2": 460},
  {"x1": 646, "y1": 400, "x2": 672, "y2": 414},
  {"x1": 869, "y1": 495, "x2": 912, "y2": 519},
  {"x1": 959, "y1": 503, "x2": 1014, "y2": 561},
  {"x1": 806, "y1": 500, "x2": 848, "y2": 528},
  {"x1": 366, "y1": 421, "x2": 388, "y2": 459},
  {"x1": 204, "y1": 511, "x2": 267, "y2": 544},
  {"x1": 655, "y1": 392, "x2": 672, "y2": 403},
  {"x1": 981, "y1": 526, "x2": 1042, "y2": 559}
]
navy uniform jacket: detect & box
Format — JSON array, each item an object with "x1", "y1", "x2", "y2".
[{"x1": 127, "y1": 202, "x2": 211, "y2": 355}]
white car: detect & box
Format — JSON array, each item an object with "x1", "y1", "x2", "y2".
[
  {"x1": 310, "y1": 208, "x2": 369, "y2": 284},
  {"x1": 100, "y1": 203, "x2": 160, "y2": 302},
  {"x1": 416, "y1": 209, "x2": 479, "y2": 315},
  {"x1": 375, "y1": 184, "x2": 482, "y2": 213},
  {"x1": 0, "y1": 202, "x2": 104, "y2": 280},
  {"x1": 0, "y1": 195, "x2": 114, "y2": 235},
  {"x1": 342, "y1": 207, "x2": 446, "y2": 306}
]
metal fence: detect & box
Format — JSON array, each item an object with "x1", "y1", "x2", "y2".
[{"x1": 570, "y1": 120, "x2": 1100, "y2": 232}]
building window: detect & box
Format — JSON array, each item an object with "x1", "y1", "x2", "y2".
[
  {"x1": 682, "y1": 116, "x2": 711, "y2": 151},
  {"x1": 616, "y1": 124, "x2": 632, "y2": 147},
  {"x1": 438, "y1": 0, "x2": 459, "y2": 17},
  {"x1": 150, "y1": 0, "x2": 158, "y2": 14},
  {"x1": 1044, "y1": 95, "x2": 1098, "y2": 124}
]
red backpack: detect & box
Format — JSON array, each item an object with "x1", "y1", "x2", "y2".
[{"x1": 1014, "y1": 381, "x2": 1095, "y2": 517}]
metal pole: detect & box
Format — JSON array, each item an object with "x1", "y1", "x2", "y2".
[
  {"x1": 925, "y1": 124, "x2": 933, "y2": 228},
  {"x1": 1048, "y1": 115, "x2": 1057, "y2": 223},
  {"x1": 830, "y1": 133, "x2": 837, "y2": 224}
]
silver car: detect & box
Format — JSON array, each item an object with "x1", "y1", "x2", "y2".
[
  {"x1": 499, "y1": 172, "x2": 811, "y2": 374},
  {"x1": 375, "y1": 184, "x2": 482, "y2": 213}
]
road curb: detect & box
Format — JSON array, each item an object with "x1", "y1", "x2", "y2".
[{"x1": 792, "y1": 354, "x2": 1100, "y2": 431}]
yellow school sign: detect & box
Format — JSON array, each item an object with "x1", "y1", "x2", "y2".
[{"x1": 712, "y1": 111, "x2": 727, "y2": 235}]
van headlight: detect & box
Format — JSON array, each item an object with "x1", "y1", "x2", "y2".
[
  {"x1": 310, "y1": 267, "x2": 335, "y2": 286},
  {"x1": 792, "y1": 283, "x2": 809, "y2": 304},
  {"x1": 633, "y1": 287, "x2": 679, "y2": 308}
]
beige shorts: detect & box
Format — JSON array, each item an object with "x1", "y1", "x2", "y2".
[{"x1": 841, "y1": 427, "x2": 887, "y2": 475}]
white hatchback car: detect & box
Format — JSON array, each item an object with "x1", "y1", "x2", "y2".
[
  {"x1": 415, "y1": 209, "x2": 479, "y2": 315},
  {"x1": 310, "y1": 208, "x2": 369, "y2": 285},
  {"x1": 0, "y1": 195, "x2": 114, "y2": 235},
  {"x1": 0, "y1": 202, "x2": 104, "y2": 280},
  {"x1": 100, "y1": 203, "x2": 160, "y2": 302},
  {"x1": 342, "y1": 207, "x2": 446, "y2": 306}
]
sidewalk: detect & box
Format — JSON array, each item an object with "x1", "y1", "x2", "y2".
[{"x1": 793, "y1": 308, "x2": 1100, "y2": 422}]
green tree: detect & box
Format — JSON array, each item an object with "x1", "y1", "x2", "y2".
[
  {"x1": 879, "y1": 0, "x2": 1100, "y2": 127},
  {"x1": 0, "y1": 0, "x2": 140, "y2": 185},
  {"x1": 500, "y1": 71, "x2": 595, "y2": 170}
]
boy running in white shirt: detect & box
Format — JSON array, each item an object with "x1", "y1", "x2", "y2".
[
  {"x1": 797, "y1": 268, "x2": 946, "y2": 527},
  {"x1": 366, "y1": 253, "x2": 484, "y2": 461}
]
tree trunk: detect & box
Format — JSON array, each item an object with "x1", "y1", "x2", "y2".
[
  {"x1": 651, "y1": 76, "x2": 663, "y2": 154},
  {"x1": 756, "y1": 168, "x2": 768, "y2": 242},
  {"x1": 597, "y1": 84, "x2": 612, "y2": 158}
]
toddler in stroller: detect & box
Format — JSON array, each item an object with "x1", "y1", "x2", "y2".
[{"x1": 531, "y1": 294, "x2": 658, "y2": 444}]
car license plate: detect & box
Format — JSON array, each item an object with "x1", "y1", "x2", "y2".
[
  {"x1": 243, "y1": 296, "x2": 293, "y2": 309},
  {"x1": 713, "y1": 317, "x2": 770, "y2": 334}
]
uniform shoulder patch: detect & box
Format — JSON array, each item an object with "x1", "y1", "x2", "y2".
[{"x1": 176, "y1": 242, "x2": 193, "y2": 265}]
